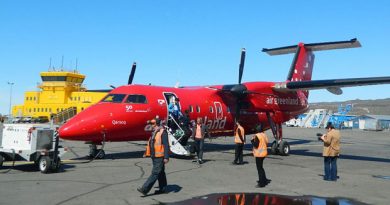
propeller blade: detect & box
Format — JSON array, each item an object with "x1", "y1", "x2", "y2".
[
  {"x1": 128, "y1": 62, "x2": 137, "y2": 85},
  {"x1": 238, "y1": 48, "x2": 246, "y2": 84}
]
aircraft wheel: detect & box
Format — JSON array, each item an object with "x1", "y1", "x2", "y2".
[
  {"x1": 39, "y1": 156, "x2": 52, "y2": 173},
  {"x1": 96, "y1": 150, "x2": 105, "y2": 159},
  {"x1": 278, "y1": 140, "x2": 290, "y2": 156},
  {"x1": 270, "y1": 141, "x2": 278, "y2": 155}
]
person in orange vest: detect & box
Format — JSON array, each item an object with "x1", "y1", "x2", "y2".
[
  {"x1": 191, "y1": 117, "x2": 210, "y2": 164},
  {"x1": 320, "y1": 122, "x2": 340, "y2": 181},
  {"x1": 137, "y1": 118, "x2": 170, "y2": 195},
  {"x1": 232, "y1": 120, "x2": 245, "y2": 165},
  {"x1": 251, "y1": 123, "x2": 269, "y2": 188}
]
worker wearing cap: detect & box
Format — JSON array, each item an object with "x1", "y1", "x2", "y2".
[
  {"x1": 251, "y1": 123, "x2": 269, "y2": 188},
  {"x1": 320, "y1": 122, "x2": 340, "y2": 181},
  {"x1": 138, "y1": 118, "x2": 170, "y2": 195},
  {"x1": 233, "y1": 120, "x2": 245, "y2": 165}
]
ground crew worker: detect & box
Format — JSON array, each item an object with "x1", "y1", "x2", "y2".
[
  {"x1": 320, "y1": 122, "x2": 340, "y2": 181},
  {"x1": 191, "y1": 117, "x2": 210, "y2": 164},
  {"x1": 137, "y1": 118, "x2": 170, "y2": 195},
  {"x1": 232, "y1": 121, "x2": 245, "y2": 165},
  {"x1": 251, "y1": 123, "x2": 269, "y2": 188}
]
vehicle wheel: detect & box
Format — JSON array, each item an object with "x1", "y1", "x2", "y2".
[
  {"x1": 96, "y1": 150, "x2": 105, "y2": 159},
  {"x1": 0, "y1": 155, "x2": 4, "y2": 167},
  {"x1": 270, "y1": 141, "x2": 278, "y2": 155},
  {"x1": 39, "y1": 156, "x2": 52, "y2": 173},
  {"x1": 51, "y1": 157, "x2": 61, "y2": 172},
  {"x1": 278, "y1": 140, "x2": 290, "y2": 156}
]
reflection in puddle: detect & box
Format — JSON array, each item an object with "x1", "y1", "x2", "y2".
[{"x1": 163, "y1": 193, "x2": 368, "y2": 205}]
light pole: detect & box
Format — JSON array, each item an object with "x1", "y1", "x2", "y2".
[{"x1": 7, "y1": 82, "x2": 14, "y2": 117}]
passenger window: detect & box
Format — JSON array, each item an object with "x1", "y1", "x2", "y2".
[
  {"x1": 196, "y1": 105, "x2": 200, "y2": 113},
  {"x1": 209, "y1": 106, "x2": 214, "y2": 113},
  {"x1": 217, "y1": 106, "x2": 222, "y2": 113},
  {"x1": 227, "y1": 107, "x2": 231, "y2": 113},
  {"x1": 189, "y1": 105, "x2": 193, "y2": 113},
  {"x1": 102, "y1": 94, "x2": 126, "y2": 103},
  {"x1": 125, "y1": 94, "x2": 148, "y2": 104}
]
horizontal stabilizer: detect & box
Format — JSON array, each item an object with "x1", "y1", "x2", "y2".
[{"x1": 262, "y1": 38, "x2": 361, "y2": 56}]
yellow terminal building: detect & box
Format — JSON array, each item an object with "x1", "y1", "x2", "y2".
[{"x1": 12, "y1": 70, "x2": 108, "y2": 121}]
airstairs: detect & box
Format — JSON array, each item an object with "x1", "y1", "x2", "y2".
[{"x1": 165, "y1": 114, "x2": 191, "y2": 156}]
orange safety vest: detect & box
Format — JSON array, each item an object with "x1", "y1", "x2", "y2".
[
  {"x1": 144, "y1": 128, "x2": 165, "y2": 158},
  {"x1": 235, "y1": 194, "x2": 245, "y2": 205},
  {"x1": 234, "y1": 125, "x2": 245, "y2": 144},
  {"x1": 252, "y1": 133, "x2": 268, "y2": 158}
]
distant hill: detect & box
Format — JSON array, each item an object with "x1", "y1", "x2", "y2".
[{"x1": 309, "y1": 98, "x2": 390, "y2": 115}]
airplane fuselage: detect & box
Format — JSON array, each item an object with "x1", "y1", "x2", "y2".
[{"x1": 59, "y1": 83, "x2": 308, "y2": 143}]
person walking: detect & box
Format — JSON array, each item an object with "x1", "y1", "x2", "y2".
[
  {"x1": 191, "y1": 117, "x2": 210, "y2": 164},
  {"x1": 251, "y1": 123, "x2": 269, "y2": 188},
  {"x1": 320, "y1": 122, "x2": 340, "y2": 181},
  {"x1": 232, "y1": 121, "x2": 245, "y2": 165},
  {"x1": 137, "y1": 118, "x2": 170, "y2": 195}
]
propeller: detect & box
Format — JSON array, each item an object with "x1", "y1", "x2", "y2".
[
  {"x1": 234, "y1": 48, "x2": 247, "y2": 122},
  {"x1": 128, "y1": 62, "x2": 137, "y2": 85}
]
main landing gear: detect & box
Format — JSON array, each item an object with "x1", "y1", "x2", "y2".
[{"x1": 266, "y1": 112, "x2": 290, "y2": 156}]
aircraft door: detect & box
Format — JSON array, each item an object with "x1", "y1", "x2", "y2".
[
  {"x1": 214, "y1": 102, "x2": 223, "y2": 120},
  {"x1": 163, "y1": 92, "x2": 180, "y2": 119}
]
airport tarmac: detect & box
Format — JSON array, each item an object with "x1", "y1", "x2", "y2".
[{"x1": 1, "y1": 127, "x2": 389, "y2": 205}]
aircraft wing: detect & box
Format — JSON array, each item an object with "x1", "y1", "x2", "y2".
[{"x1": 273, "y1": 76, "x2": 390, "y2": 95}]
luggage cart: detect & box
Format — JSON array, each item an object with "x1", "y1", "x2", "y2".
[{"x1": 0, "y1": 124, "x2": 66, "y2": 173}]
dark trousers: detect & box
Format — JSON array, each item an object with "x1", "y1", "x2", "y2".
[
  {"x1": 142, "y1": 157, "x2": 167, "y2": 193},
  {"x1": 324, "y1": 156, "x2": 337, "y2": 180},
  {"x1": 194, "y1": 138, "x2": 204, "y2": 160},
  {"x1": 234, "y1": 143, "x2": 244, "y2": 163},
  {"x1": 255, "y1": 157, "x2": 267, "y2": 186}
]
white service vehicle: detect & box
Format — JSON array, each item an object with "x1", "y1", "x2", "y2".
[{"x1": 0, "y1": 124, "x2": 66, "y2": 173}]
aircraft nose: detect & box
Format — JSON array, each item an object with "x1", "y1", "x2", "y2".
[
  {"x1": 58, "y1": 108, "x2": 104, "y2": 141},
  {"x1": 58, "y1": 122, "x2": 78, "y2": 140}
]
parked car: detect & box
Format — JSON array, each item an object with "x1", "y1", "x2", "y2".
[
  {"x1": 32, "y1": 116, "x2": 49, "y2": 123},
  {"x1": 21, "y1": 117, "x2": 33, "y2": 123}
]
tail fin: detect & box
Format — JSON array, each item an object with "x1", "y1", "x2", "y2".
[
  {"x1": 262, "y1": 38, "x2": 361, "y2": 82},
  {"x1": 262, "y1": 38, "x2": 361, "y2": 97}
]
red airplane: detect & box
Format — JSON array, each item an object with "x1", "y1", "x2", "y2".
[{"x1": 59, "y1": 39, "x2": 390, "y2": 158}]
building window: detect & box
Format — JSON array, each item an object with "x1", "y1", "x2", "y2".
[
  {"x1": 49, "y1": 108, "x2": 52, "y2": 112},
  {"x1": 81, "y1": 107, "x2": 84, "y2": 111},
  {"x1": 196, "y1": 105, "x2": 200, "y2": 113},
  {"x1": 26, "y1": 97, "x2": 28, "y2": 101},
  {"x1": 34, "y1": 108, "x2": 36, "y2": 112},
  {"x1": 78, "y1": 96, "x2": 80, "y2": 101},
  {"x1": 45, "y1": 108, "x2": 48, "y2": 112}
]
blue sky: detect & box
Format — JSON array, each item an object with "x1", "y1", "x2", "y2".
[{"x1": 1, "y1": 1, "x2": 390, "y2": 115}]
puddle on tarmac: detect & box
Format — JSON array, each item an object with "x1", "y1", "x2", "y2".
[{"x1": 161, "y1": 193, "x2": 368, "y2": 205}]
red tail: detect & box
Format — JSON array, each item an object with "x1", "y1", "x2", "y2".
[{"x1": 288, "y1": 43, "x2": 315, "y2": 82}]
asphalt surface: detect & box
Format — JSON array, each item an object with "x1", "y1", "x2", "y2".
[{"x1": 1, "y1": 127, "x2": 389, "y2": 205}]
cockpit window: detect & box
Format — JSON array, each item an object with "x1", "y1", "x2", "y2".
[
  {"x1": 101, "y1": 94, "x2": 126, "y2": 103},
  {"x1": 125, "y1": 94, "x2": 148, "y2": 104}
]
